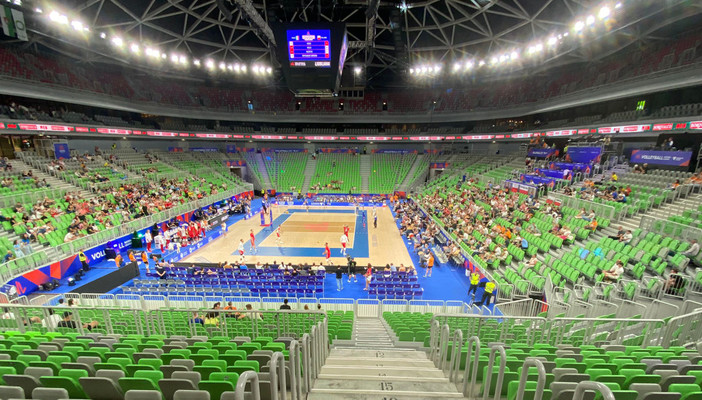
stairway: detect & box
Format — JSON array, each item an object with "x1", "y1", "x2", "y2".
[
  {"x1": 254, "y1": 153, "x2": 272, "y2": 189},
  {"x1": 301, "y1": 158, "x2": 317, "y2": 193},
  {"x1": 309, "y1": 317, "x2": 464, "y2": 399},
  {"x1": 360, "y1": 154, "x2": 370, "y2": 193},
  {"x1": 399, "y1": 154, "x2": 426, "y2": 192}
]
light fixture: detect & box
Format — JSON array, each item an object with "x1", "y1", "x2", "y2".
[
  {"x1": 71, "y1": 20, "x2": 83, "y2": 31},
  {"x1": 219, "y1": 62, "x2": 226, "y2": 70},
  {"x1": 586, "y1": 15, "x2": 595, "y2": 25},
  {"x1": 34, "y1": 7, "x2": 42, "y2": 13},
  {"x1": 510, "y1": 51, "x2": 519, "y2": 60},
  {"x1": 206, "y1": 59, "x2": 215, "y2": 69},
  {"x1": 599, "y1": 6, "x2": 610, "y2": 19},
  {"x1": 547, "y1": 37, "x2": 557, "y2": 46},
  {"x1": 194, "y1": 59, "x2": 201, "y2": 66},
  {"x1": 354, "y1": 66, "x2": 362, "y2": 75},
  {"x1": 574, "y1": 21, "x2": 585, "y2": 32},
  {"x1": 111, "y1": 36, "x2": 124, "y2": 47},
  {"x1": 266, "y1": 67, "x2": 272, "y2": 74},
  {"x1": 130, "y1": 43, "x2": 140, "y2": 54},
  {"x1": 99, "y1": 32, "x2": 106, "y2": 39}
]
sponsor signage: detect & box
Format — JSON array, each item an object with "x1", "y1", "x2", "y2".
[{"x1": 630, "y1": 150, "x2": 692, "y2": 166}]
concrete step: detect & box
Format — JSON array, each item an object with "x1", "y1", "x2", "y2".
[
  {"x1": 320, "y1": 366, "x2": 444, "y2": 377},
  {"x1": 308, "y1": 393, "x2": 463, "y2": 400},
  {"x1": 318, "y1": 373, "x2": 449, "y2": 382},
  {"x1": 310, "y1": 379, "x2": 463, "y2": 397},
  {"x1": 323, "y1": 357, "x2": 436, "y2": 368}
]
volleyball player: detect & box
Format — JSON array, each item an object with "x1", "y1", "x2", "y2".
[
  {"x1": 237, "y1": 239, "x2": 246, "y2": 261},
  {"x1": 323, "y1": 242, "x2": 332, "y2": 265},
  {"x1": 250, "y1": 229, "x2": 256, "y2": 254},
  {"x1": 275, "y1": 226, "x2": 283, "y2": 245},
  {"x1": 340, "y1": 233, "x2": 348, "y2": 256}
]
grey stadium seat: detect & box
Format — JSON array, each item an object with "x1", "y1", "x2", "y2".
[
  {"x1": 79, "y1": 377, "x2": 125, "y2": 400},
  {"x1": 3, "y1": 375, "x2": 41, "y2": 398},
  {"x1": 32, "y1": 388, "x2": 70, "y2": 400},
  {"x1": 173, "y1": 390, "x2": 210, "y2": 400},
  {"x1": 171, "y1": 372, "x2": 201, "y2": 387},
  {"x1": 124, "y1": 390, "x2": 162, "y2": 400},
  {"x1": 0, "y1": 386, "x2": 25, "y2": 400},
  {"x1": 95, "y1": 369, "x2": 126, "y2": 385},
  {"x1": 158, "y1": 379, "x2": 197, "y2": 400}
]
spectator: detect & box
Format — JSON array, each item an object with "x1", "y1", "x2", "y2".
[
  {"x1": 620, "y1": 230, "x2": 633, "y2": 244},
  {"x1": 41, "y1": 309, "x2": 62, "y2": 329},
  {"x1": 474, "y1": 280, "x2": 496, "y2": 307},
  {"x1": 603, "y1": 260, "x2": 624, "y2": 281},
  {"x1": 279, "y1": 299, "x2": 292, "y2": 310},
  {"x1": 57, "y1": 311, "x2": 99, "y2": 330},
  {"x1": 681, "y1": 239, "x2": 700, "y2": 265},
  {"x1": 609, "y1": 226, "x2": 625, "y2": 240},
  {"x1": 237, "y1": 304, "x2": 262, "y2": 320},
  {"x1": 665, "y1": 269, "x2": 684, "y2": 295},
  {"x1": 335, "y1": 268, "x2": 343, "y2": 291}
]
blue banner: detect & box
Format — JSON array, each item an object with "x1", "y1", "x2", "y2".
[
  {"x1": 528, "y1": 148, "x2": 557, "y2": 158},
  {"x1": 520, "y1": 174, "x2": 558, "y2": 188},
  {"x1": 168, "y1": 147, "x2": 184, "y2": 152},
  {"x1": 630, "y1": 150, "x2": 692, "y2": 166},
  {"x1": 550, "y1": 162, "x2": 591, "y2": 173},
  {"x1": 535, "y1": 168, "x2": 572, "y2": 180},
  {"x1": 567, "y1": 147, "x2": 601, "y2": 164},
  {"x1": 189, "y1": 147, "x2": 219, "y2": 152},
  {"x1": 54, "y1": 143, "x2": 70, "y2": 160}
]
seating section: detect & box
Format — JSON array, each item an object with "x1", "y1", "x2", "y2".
[
  {"x1": 310, "y1": 154, "x2": 361, "y2": 193},
  {"x1": 384, "y1": 311, "x2": 702, "y2": 399},
  {"x1": 368, "y1": 153, "x2": 416, "y2": 193},
  {"x1": 125, "y1": 267, "x2": 325, "y2": 298},
  {"x1": 367, "y1": 271, "x2": 424, "y2": 299},
  {"x1": 0, "y1": 306, "x2": 333, "y2": 400},
  {"x1": 261, "y1": 152, "x2": 308, "y2": 192}
]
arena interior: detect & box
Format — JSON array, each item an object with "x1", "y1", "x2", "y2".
[{"x1": 0, "y1": 0, "x2": 701, "y2": 399}]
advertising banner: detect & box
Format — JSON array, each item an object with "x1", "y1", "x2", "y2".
[
  {"x1": 224, "y1": 160, "x2": 246, "y2": 167},
  {"x1": 189, "y1": 147, "x2": 219, "y2": 152},
  {"x1": 227, "y1": 146, "x2": 255, "y2": 153},
  {"x1": 566, "y1": 147, "x2": 601, "y2": 164},
  {"x1": 430, "y1": 162, "x2": 449, "y2": 169},
  {"x1": 168, "y1": 147, "x2": 184, "y2": 152},
  {"x1": 54, "y1": 143, "x2": 70, "y2": 160},
  {"x1": 528, "y1": 148, "x2": 557, "y2": 158},
  {"x1": 319, "y1": 148, "x2": 356, "y2": 153},
  {"x1": 630, "y1": 150, "x2": 692, "y2": 166},
  {"x1": 372, "y1": 149, "x2": 411, "y2": 154},
  {"x1": 535, "y1": 168, "x2": 572, "y2": 180}
]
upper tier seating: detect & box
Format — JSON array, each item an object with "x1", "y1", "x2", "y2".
[
  {"x1": 368, "y1": 153, "x2": 416, "y2": 193},
  {"x1": 310, "y1": 154, "x2": 360, "y2": 193}
]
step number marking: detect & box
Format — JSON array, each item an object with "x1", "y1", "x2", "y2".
[
  {"x1": 380, "y1": 382, "x2": 394, "y2": 391},
  {"x1": 376, "y1": 351, "x2": 384, "y2": 358},
  {"x1": 382, "y1": 398, "x2": 397, "y2": 400}
]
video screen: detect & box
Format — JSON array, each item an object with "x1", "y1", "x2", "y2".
[{"x1": 287, "y1": 29, "x2": 331, "y2": 67}]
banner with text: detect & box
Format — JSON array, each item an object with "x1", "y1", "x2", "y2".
[
  {"x1": 630, "y1": 150, "x2": 692, "y2": 166},
  {"x1": 168, "y1": 147, "x2": 184, "y2": 152},
  {"x1": 528, "y1": 148, "x2": 558, "y2": 158},
  {"x1": 54, "y1": 143, "x2": 70, "y2": 160},
  {"x1": 566, "y1": 147, "x2": 601, "y2": 164},
  {"x1": 224, "y1": 160, "x2": 246, "y2": 167},
  {"x1": 319, "y1": 148, "x2": 356, "y2": 153}
]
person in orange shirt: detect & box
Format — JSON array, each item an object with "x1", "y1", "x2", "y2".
[
  {"x1": 128, "y1": 251, "x2": 136, "y2": 264},
  {"x1": 114, "y1": 253, "x2": 123, "y2": 268},
  {"x1": 424, "y1": 253, "x2": 435, "y2": 278}
]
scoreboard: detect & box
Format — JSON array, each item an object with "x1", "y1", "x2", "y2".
[{"x1": 287, "y1": 29, "x2": 331, "y2": 68}]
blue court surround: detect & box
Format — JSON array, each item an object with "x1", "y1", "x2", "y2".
[{"x1": 234, "y1": 209, "x2": 369, "y2": 258}]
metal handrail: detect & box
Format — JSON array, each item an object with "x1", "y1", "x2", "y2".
[
  {"x1": 234, "y1": 371, "x2": 260, "y2": 400},
  {"x1": 447, "y1": 328, "x2": 463, "y2": 382},
  {"x1": 438, "y1": 323, "x2": 451, "y2": 369},
  {"x1": 461, "y1": 336, "x2": 481, "y2": 398},
  {"x1": 515, "y1": 358, "x2": 547, "y2": 400},
  {"x1": 268, "y1": 351, "x2": 287, "y2": 400},
  {"x1": 482, "y1": 345, "x2": 507, "y2": 400},
  {"x1": 572, "y1": 381, "x2": 616, "y2": 400},
  {"x1": 288, "y1": 340, "x2": 301, "y2": 400},
  {"x1": 300, "y1": 333, "x2": 312, "y2": 393}
]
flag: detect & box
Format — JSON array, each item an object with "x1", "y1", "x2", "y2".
[
  {"x1": 1, "y1": 7, "x2": 27, "y2": 41},
  {"x1": 11, "y1": 9, "x2": 26, "y2": 41},
  {"x1": 1, "y1": 6, "x2": 14, "y2": 38}
]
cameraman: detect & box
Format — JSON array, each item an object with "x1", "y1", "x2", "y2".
[{"x1": 346, "y1": 255, "x2": 358, "y2": 283}]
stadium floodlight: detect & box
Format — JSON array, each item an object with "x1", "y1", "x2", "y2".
[
  {"x1": 49, "y1": 11, "x2": 68, "y2": 25},
  {"x1": 227, "y1": 64, "x2": 234, "y2": 71},
  {"x1": 205, "y1": 59, "x2": 215, "y2": 69},
  {"x1": 586, "y1": 15, "x2": 595, "y2": 25},
  {"x1": 490, "y1": 57, "x2": 498, "y2": 65},
  {"x1": 194, "y1": 59, "x2": 201, "y2": 67},
  {"x1": 615, "y1": 2, "x2": 622, "y2": 9},
  {"x1": 478, "y1": 60, "x2": 485, "y2": 67},
  {"x1": 433, "y1": 64, "x2": 441, "y2": 73},
  {"x1": 234, "y1": 63, "x2": 241, "y2": 72},
  {"x1": 510, "y1": 51, "x2": 519, "y2": 60},
  {"x1": 219, "y1": 62, "x2": 226, "y2": 71},
  {"x1": 354, "y1": 66, "x2": 362, "y2": 75},
  {"x1": 266, "y1": 67, "x2": 272, "y2": 74},
  {"x1": 465, "y1": 61, "x2": 474, "y2": 70},
  {"x1": 499, "y1": 54, "x2": 508, "y2": 63},
  {"x1": 71, "y1": 21, "x2": 83, "y2": 31},
  {"x1": 12, "y1": 0, "x2": 21, "y2": 5},
  {"x1": 252, "y1": 65, "x2": 260, "y2": 74},
  {"x1": 161, "y1": 53, "x2": 166, "y2": 59},
  {"x1": 130, "y1": 43, "x2": 140, "y2": 54},
  {"x1": 409, "y1": 68, "x2": 414, "y2": 74},
  {"x1": 547, "y1": 37, "x2": 557, "y2": 46},
  {"x1": 35, "y1": 7, "x2": 42, "y2": 13},
  {"x1": 170, "y1": 53, "x2": 179, "y2": 63},
  {"x1": 111, "y1": 36, "x2": 124, "y2": 47},
  {"x1": 99, "y1": 32, "x2": 106, "y2": 39},
  {"x1": 241, "y1": 65, "x2": 247, "y2": 72},
  {"x1": 574, "y1": 21, "x2": 585, "y2": 32},
  {"x1": 452, "y1": 62, "x2": 461, "y2": 72},
  {"x1": 179, "y1": 55, "x2": 187, "y2": 64},
  {"x1": 599, "y1": 6, "x2": 610, "y2": 19}
]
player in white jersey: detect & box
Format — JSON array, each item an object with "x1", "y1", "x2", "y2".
[
  {"x1": 340, "y1": 234, "x2": 349, "y2": 256},
  {"x1": 237, "y1": 239, "x2": 246, "y2": 261},
  {"x1": 275, "y1": 226, "x2": 283, "y2": 245}
]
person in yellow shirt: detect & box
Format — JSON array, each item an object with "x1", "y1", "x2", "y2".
[
  {"x1": 475, "y1": 280, "x2": 496, "y2": 307},
  {"x1": 467, "y1": 271, "x2": 481, "y2": 298}
]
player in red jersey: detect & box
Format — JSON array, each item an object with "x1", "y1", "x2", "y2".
[
  {"x1": 275, "y1": 226, "x2": 283, "y2": 245},
  {"x1": 343, "y1": 224, "x2": 350, "y2": 237},
  {"x1": 249, "y1": 229, "x2": 256, "y2": 254},
  {"x1": 323, "y1": 242, "x2": 332, "y2": 265}
]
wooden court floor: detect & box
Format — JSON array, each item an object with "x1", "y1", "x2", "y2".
[{"x1": 182, "y1": 205, "x2": 414, "y2": 268}]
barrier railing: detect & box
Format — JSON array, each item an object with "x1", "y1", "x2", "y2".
[
  {"x1": 549, "y1": 192, "x2": 623, "y2": 221},
  {"x1": 549, "y1": 316, "x2": 666, "y2": 347},
  {"x1": 661, "y1": 308, "x2": 702, "y2": 347},
  {"x1": 639, "y1": 215, "x2": 702, "y2": 242}
]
